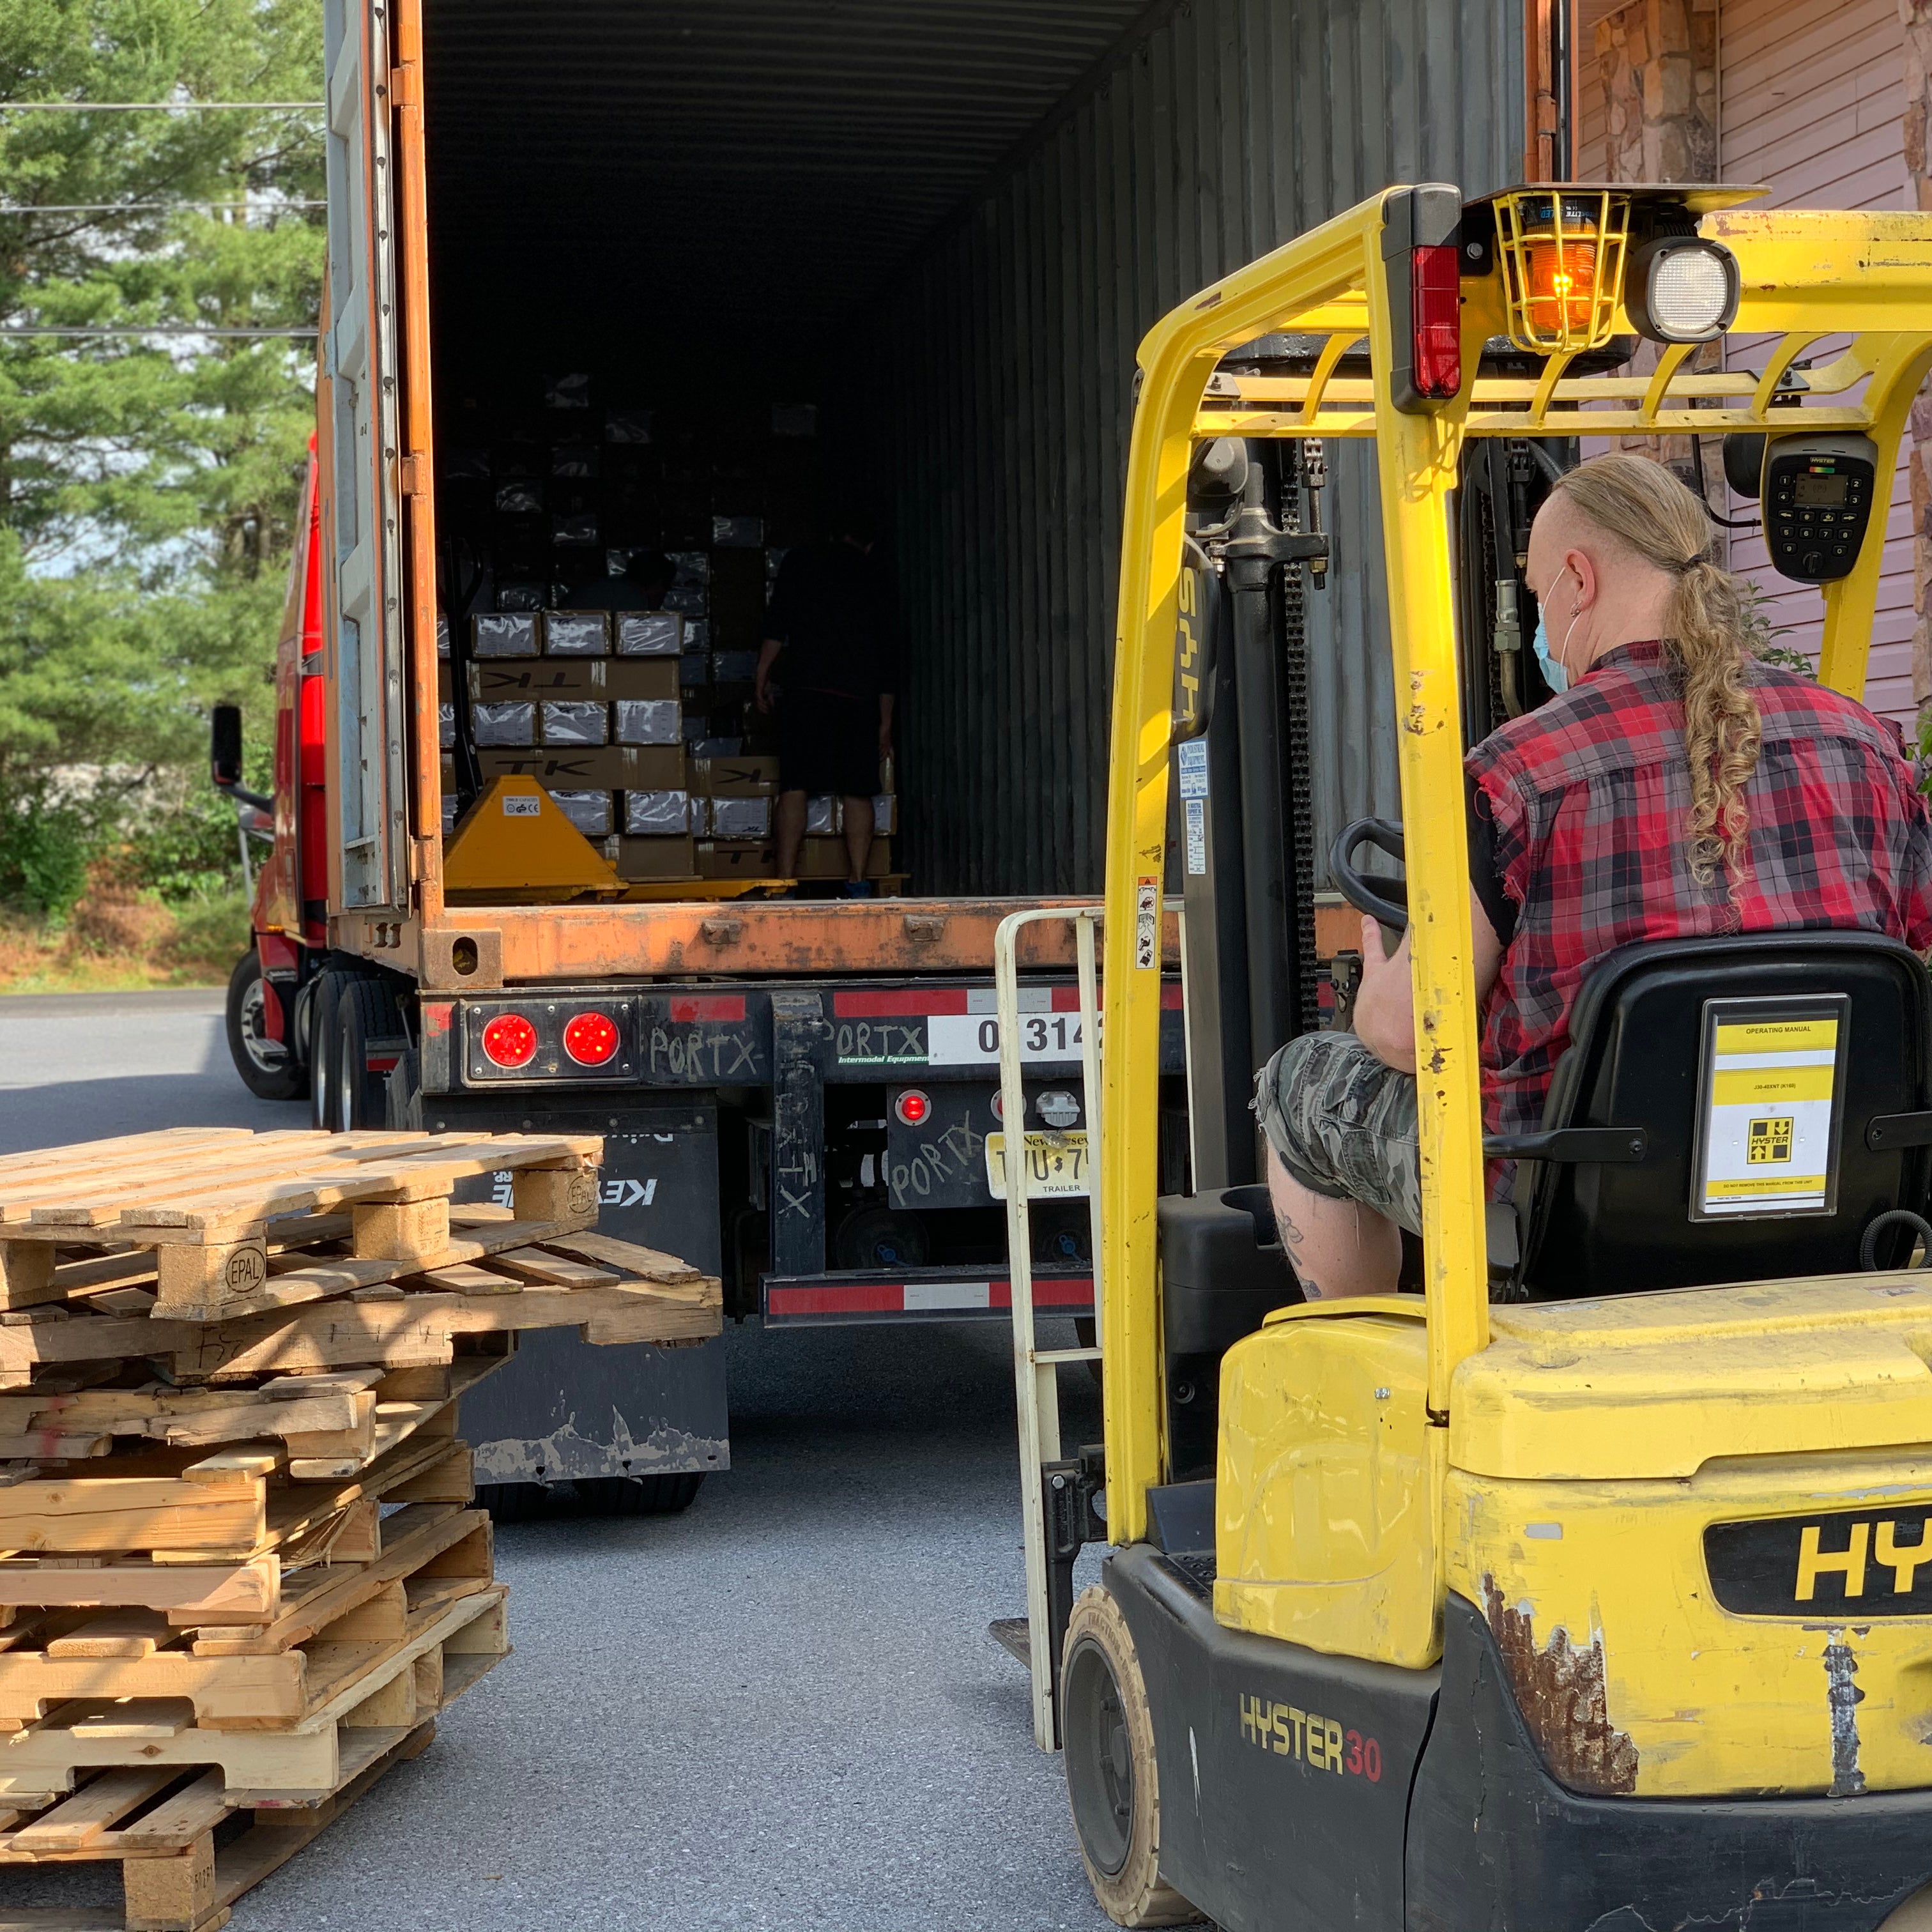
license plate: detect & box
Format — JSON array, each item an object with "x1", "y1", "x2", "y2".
[{"x1": 985, "y1": 1130, "x2": 1090, "y2": 1200}]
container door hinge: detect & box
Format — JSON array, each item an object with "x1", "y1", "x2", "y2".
[
  {"x1": 399, "y1": 453, "x2": 425, "y2": 496},
  {"x1": 390, "y1": 61, "x2": 420, "y2": 109}
]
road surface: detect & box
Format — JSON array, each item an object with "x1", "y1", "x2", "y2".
[{"x1": 5, "y1": 991, "x2": 1110, "y2": 1930}]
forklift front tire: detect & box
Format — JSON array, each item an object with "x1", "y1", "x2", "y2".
[{"x1": 1062, "y1": 1586, "x2": 1202, "y2": 1928}]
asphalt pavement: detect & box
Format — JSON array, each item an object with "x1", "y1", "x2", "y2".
[{"x1": 4, "y1": 991, "x2": 1113, "y2": 1931}]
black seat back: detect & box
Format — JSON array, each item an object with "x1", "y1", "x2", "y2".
[
  {"x1": 1158, "y1": 1186, "x2": 1301, "y2": 1479},
  {"x1": 1519, "y1": 932, "x2": 1932, "y2": 1300}
]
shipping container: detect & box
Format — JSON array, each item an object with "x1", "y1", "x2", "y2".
[{"x1": 224, "y1": 0, "x2": 1525, "y2": 1507}]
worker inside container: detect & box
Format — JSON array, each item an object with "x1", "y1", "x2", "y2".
[
  {"x1": 756, "y1": 507, "x2": 900, "y2": 896},
  {"x1": 1252, "y1": 452, "x2": 1932, "y2": 1300},
  {"x1": 562, "y1": 547, "x2": 674, "y2": 612}
]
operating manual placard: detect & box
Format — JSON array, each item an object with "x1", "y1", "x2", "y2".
[{"x1": 1691, "y1": 995, "x2": 1850, "y2": 1220}]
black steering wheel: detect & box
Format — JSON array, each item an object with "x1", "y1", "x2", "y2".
[{"x1": 1331, "y1": 816, "x2": 1408, "y2": 933}]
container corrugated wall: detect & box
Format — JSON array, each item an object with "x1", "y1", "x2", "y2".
[{"x1": 865, "y1": 0, "x2": 1525, "y2": 896}]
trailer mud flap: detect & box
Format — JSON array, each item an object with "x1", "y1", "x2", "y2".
[{"x1": 433, "y1": 1102, "x2": 728, "y2": 1479}]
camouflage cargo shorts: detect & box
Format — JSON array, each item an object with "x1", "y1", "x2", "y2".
[{"x1": 1252, "y1": 1031, "x2": 1423, "y2": 1237}]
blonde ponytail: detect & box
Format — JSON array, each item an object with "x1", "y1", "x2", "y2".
[{"x1": 1548, "y1": 453, "x2": 1760, "y2": 886}]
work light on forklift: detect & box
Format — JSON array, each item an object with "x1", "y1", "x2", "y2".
[
  {"x1": 479, "y1": 1011, "x2": 539, "y2": 1069},
  {"x1": 1624, "y1": 234, "x2": 1740, "y2": 344}
]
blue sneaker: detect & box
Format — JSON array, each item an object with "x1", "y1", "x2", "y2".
[{"x1": 841, "y1": 879, "x2": 877, "y2": 899}]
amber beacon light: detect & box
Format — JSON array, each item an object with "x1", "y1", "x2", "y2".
[{"x1": 1493, "y1": 188, "x2": 1629, "y2": 353}]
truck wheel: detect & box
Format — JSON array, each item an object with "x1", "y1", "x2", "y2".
[
  {"x1": 575, "y1": 1473, "x2": 705, "y2": 1516},
  {"x1": 226, "y1": 953, "x2": 307, "y2": 1101},
  {"x1": 333, "y1": 976, "x2": 406, "y2": 1130},
  {"x1": 477, "y1": 1482, "x2": 552, "y2": 1523},
  {"x1": 307, "y1": 970, "x2": 349, "y2": 1130},
  {"x1": 1062, "y1": 1587, "x2": 1202, "y2": 1928}
]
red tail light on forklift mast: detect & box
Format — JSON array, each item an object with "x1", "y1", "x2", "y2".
[
  {"x1": 562, "y1": 1010, "x2": 620, "y2": 1066},
  {"x1": 480, "y1": 1012, "x2": 539, "y2": 1068},
  {"x1": 1409, "y1": 244, "x2": 1462, "y2": 400}
]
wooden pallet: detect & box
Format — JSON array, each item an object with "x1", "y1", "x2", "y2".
[
  {"x1": 0, "y1": 1701, "x2": 485, "y2": 1931},
  {"x1": 0, "y1": 1130, "x2": 604, "y2": 1322},
  {"x1": 0, "y1": 1581, "x2": 507, "y2": 1805},
  {"x1": 0, "y1": 1229, "x2": 719, "y2": 1392}
]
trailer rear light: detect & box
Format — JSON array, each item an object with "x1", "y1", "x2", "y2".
[
  {"x1": 562, "y1": 1010, "x2": 620, "y2": 1066},
  {"x1": 894, "y1": 1089, "x2": 931, "y2": 1128},
  {"x1": 1409, "y1": 243, "x2": 1462, "y2": 400},
  {"x1": 990, "y1": 1089, "x2": 1004, "y2": 1121},
  {"x1": 480, "y1": 1012, "x2": 539, "y2": 1069}
]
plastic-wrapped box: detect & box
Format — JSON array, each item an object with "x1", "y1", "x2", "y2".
[
  {"x1": 624, "y1": 789, "x2": 692, "y2": 834},
  {"x1": 693, "y1": 755, "x2": 778, "y2": 797},
  {"x1": 551, "y1": 443, "x2": 599, "y2": 478},
  {"x1": 707, "y1": 795, "x2": 772, "y2": 839},
  {"x1": 544, "y1": 371, "x2": 591, "y2": 410},
  {"x1": 616, "y1": 612, "x2": 682, "y2": 657},
  {"x1": 436, "y1": 613, "x2": 451, "y2": 659},
  {"x1": 667, "y1": 551, "x2": 710, "y2": 586},
  {"x1": 663, "y1": 584, "x2": 707, "y2": 617},
  {"x1": 710, "y1": 650, "x2": 760, "y2": 684},
  {"x1": 692, "y1": 736, "x2": 744, "y2": 758},
  {"x1": 549, "y1": 789, "x2": 613, "y2": 837},
  {"x1": 605, "y1": 834, "x2": 696, "y2": 880},
  {"x1": 678, "y1": 653, "x2": 710, "y2": 691},
  {"x1": 495, "y1": 482, "x2": 543, "y2": 514},
  {"x1": 441, "y1": 795, "x2": 461, "y2": 836},
  {"x1": 471, "y1": 702, "x2": 535, "y2": 747},
  {"x1": 684, "y1": 617, "x2": 710, "y2": 651},
  {"x1": 438, "y1": 703, "x2": 457, "y2": 750},
  {"x1": 604, "y1": 409, "x2": 653, "y2": 444},
  {"x1": 712, "y1": 516, "x2": 763, "y2": 548},
  {"x1": 698, "y1": 839, "x2": 778, "y2": 880},
  {"x1": 543, "y1": 611, "x2": 608, "y2": 656},
  {"x1": 607, "y1": 659, "x2": 678, "y2": 700},
  {"x1": 552, "y1": 514, "x2": 598, "y2": 547},
  {"x1": 870, "y1": 793, "x2": 896, "y2": 836},
  {"x1": 541, "y1": 700, "x2": 610, "y2": 746},
  {"x1": 471, "y1": 660, "x2": 605, "y2": 699},
  {"x1": 473, "y1": 613, "x2": 540, "y2": 657},
  {"x1": 615, "y1": 698, "x2": 682, "y2": 746},
  {"x1": 494, "y1": 581, "x2": 545, "y2": 612},
  {"x1": 442, "y1": 446, "x2": 491, "y2": 479},
  {"x1": 806, "y1": 795, "x2": 836, "y2": 834}
]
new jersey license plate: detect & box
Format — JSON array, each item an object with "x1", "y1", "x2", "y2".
[{"x1": 985, "y1": 1130, "x2": 1090, "y2": 1200}]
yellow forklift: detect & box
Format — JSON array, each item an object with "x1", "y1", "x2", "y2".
[{"x1": 1023, "y1": 185, "x2": 1932, "y2": 1930}]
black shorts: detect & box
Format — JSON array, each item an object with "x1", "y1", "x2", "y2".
[{"x1": 778, "y1": 687, "x2": 880, "y2": 797}]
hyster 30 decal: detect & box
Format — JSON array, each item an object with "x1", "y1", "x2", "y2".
[{"x1": 1238, "y1": 1696, "x2": 1381, "y2": 1781}]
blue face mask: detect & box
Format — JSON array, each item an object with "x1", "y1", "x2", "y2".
[
  {"x1": 1533, "y1": 567, "x2": 1577, "y2": 694},
  {"x1": 1532, "y1": 612, "x2": 1569, "y2": 694}
]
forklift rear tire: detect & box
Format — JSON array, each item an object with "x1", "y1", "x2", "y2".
[{"x1": 1062, "y1": 1586, "x2": 1202, "y2": 1928}]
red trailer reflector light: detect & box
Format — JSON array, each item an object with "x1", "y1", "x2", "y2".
[
  {"x1": 894, "y1": 1089, "x2": 931, "y2": 1128},
  {"x1": 480, "y1": 1012, "x2": 539, "y2": 1068},
  {"x1": 1409, "y1": 243, "x2": 1462, "y2": 399},
  {"x1": 563, "y1": 1010, "x2": 620, "y2": 1066},
  {"x1": 990, "y1": 1088, "x2": 1004, "y2": 1121}
]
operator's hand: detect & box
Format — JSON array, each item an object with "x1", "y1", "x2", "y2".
[
  {"x1": 1353, "y1": 913, "x2": 1417, "y2": 1075},
  {"x1": 755, "y1": 675, "x2": 773, "y2": 716}
]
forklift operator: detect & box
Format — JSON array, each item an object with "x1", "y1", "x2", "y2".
[{"x1": 1255, "y1": 450, "x2": 1932, "y2": 1300}]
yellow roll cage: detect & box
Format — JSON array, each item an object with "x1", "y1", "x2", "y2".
[{"x1": 1098, "y1": 185, "x2": 1932, "y2": 1545}]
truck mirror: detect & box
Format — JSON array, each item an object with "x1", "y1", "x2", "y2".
[{"x1": 211, "y1": 704, "x2": 244, "y2": 790}]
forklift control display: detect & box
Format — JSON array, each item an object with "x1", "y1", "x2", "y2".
[{"x1": 1762, "y1": 433, "x2": 1878, "y2": 583}]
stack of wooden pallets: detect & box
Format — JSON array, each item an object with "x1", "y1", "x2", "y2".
[{"x1": 0, "y1": 1127, "x2": 719, "y2": 1931}]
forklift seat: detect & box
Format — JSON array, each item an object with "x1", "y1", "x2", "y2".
[{"x1": 1499, "y1": 931, "x2": 1932, "y2": 1300}]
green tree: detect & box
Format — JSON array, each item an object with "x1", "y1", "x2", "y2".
[{"x1": 0, "y1": 0, "x2": 322, "y2": 909}]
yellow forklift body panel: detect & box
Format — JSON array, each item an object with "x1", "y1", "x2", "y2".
[
  {"x1": 1455, "y1": 1274, "x2": 1932, "y2": 1482},
  {"x1": 1215, "y1": 1302, "x2": 1440, "y2": 1668}
]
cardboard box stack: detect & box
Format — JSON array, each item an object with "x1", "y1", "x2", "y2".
[
  {"x1": 0, "y1": 1128, "x2": 720, "y2": 1926},
  {"x1": 435, "y1": 388, "x2": 901, "y2": 887}
]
